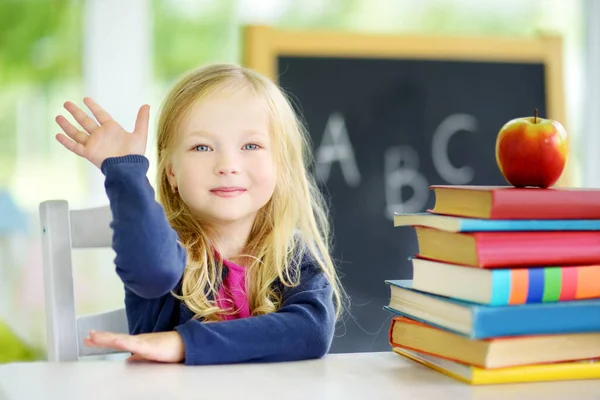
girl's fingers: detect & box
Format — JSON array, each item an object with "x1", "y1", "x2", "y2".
[
  {"x1": 56, "y1": 134, "x2": 85, "y2": 157},
  {"x1": 87, "y1": 331, "x2": 154, "y2": 360},
  {"x1": 88, "y1": 331, "x2": 143, "y2": 354},
  {"x1": 63, "y1": 101, "x2": 99, "y2": 134},
  {"x1": 126, "y1": 354, "x2": 147, "y2": 363},
  {"x1": 55, "y1": 115, "x2": 88, "y2": 144},
  {"x1": 85, "y1": 332, "x2": 124, "y2": 351},
  {"x1": 134, "y1": 104, "x2": 150, "y2": 137},
  {"x1": 83, "y1": 337, "x2": 99, "y2": 348},
  {"x1": 83, "y1": 97, "x2": 113, "y2": 125},
  {"x1": 88, "y1": 331, "x2": 122, "y2": 345}
]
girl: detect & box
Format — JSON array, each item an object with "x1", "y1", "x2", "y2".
[{"x1": 54, "y1": 63, "x2": 345, "y2": 365}]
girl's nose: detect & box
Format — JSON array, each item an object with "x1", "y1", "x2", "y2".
[
  {"x1": 217, "y1": 166, "x2": 239, "y2": 175},
  {"x1": 214, "y1": 155, "x2": 240, "y2": 175}
]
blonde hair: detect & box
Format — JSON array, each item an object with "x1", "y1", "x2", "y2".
[{"x1": 155, "y1": 63, "x2": 344, "y2": 322}]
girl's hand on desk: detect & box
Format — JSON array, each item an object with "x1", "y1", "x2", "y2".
[
  {"x1": 55, "y1": 97, "x2": 150, "y2": 169},
  {"x1": 84, "y1": 330, "x2": 185, "y2": 363}
]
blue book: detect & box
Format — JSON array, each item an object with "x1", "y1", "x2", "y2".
[
  {"x1": 384, "y1": 280, "x2": 600, "y2": 339},
  {"x1": 393, "y1": 212, "x2": 600, "y2": 232}
]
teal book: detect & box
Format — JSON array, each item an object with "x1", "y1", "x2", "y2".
[
  {"x1": 384, "y1": 280, "x2": 600, "y2": 339},
  {"x1": 393, "y1": 212, "x2": 600, "y2": 232}
]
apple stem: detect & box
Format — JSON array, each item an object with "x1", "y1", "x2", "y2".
[{"x1": 534, "y1": 108, "x2": 538, "y2": 123}]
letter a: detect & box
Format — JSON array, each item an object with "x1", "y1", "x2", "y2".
[{"x1": 315, "y1": 113, "x2": 361, "y2": 187}]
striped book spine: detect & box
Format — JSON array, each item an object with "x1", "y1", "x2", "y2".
[{"x1": 490, "y1": 265, "x2": 600, "y2": 305}]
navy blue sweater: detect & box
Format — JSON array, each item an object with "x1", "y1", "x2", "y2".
[{"x1": 100, "y1": 155, "x2": 336, "y2": 365}]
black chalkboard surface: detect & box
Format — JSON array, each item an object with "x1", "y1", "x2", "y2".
[{"x1": 244, "y1": 26, "x2": 567, "y2": 353}]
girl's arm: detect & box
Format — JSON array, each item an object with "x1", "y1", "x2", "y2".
[
  {"x1": 84, "y1": 254, "x2": 336, "y2": 363},
  {"x1": 102, "y1": 155, "x2": 187, "y2": 299},
  {"x1": 55, "y1": 98, "x2": 186, "y2": 299},
  {"x1": 174, "y1": 261, "x2": 335, "y2": 364}
]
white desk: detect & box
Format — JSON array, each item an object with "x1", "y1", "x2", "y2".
[{"x1": 1, "y1": 352, "x2": 599, "y2": 400}]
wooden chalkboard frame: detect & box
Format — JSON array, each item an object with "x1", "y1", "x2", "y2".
[{"x1": 242, "y1": 25, "x2": 570, "y2": 185}]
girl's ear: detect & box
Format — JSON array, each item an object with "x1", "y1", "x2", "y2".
[{"x1": 166, "y1": 162, "x2": 177, "y2": 187}]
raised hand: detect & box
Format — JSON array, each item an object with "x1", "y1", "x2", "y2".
[{"x1": 55, "y1": 97, "x2": 150, "y2": 169}]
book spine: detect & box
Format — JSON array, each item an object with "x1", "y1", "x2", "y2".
[
  {"x1": 471, "y1": 361, "x2": 600, "y2": 384},
  {"x1": 491, "y1": 190, "x2": 600, "y2": 220},
  {"x1": 460, "y1": 218, "x2": 600, "y2": 232},
  {"x1": 490, "y1": 266, "x2": 600, "y2": 305},
  {"x1": 473, "y1": 299, "x2": 600, "y2": 338},
  {"x1": 476, "y1": 231, "x2": 600, "y2": 267}
]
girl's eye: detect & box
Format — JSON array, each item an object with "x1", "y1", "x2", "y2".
[
  {"x1": 243, "y1": 143, "x2": 260, "y2": 150},
  {"x1": 194, "y1": 145, "x2": 212, "y2": 152}
]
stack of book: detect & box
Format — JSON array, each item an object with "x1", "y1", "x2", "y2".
[{"x1": 385, "y1": 184, "x2": 600, "y2": 385}]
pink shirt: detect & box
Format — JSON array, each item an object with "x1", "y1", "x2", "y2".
[{"x1": 215, "y1": 259, "x2": 251, "y2": 320}]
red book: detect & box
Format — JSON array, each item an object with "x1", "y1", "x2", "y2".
[
  {"x1": 429, "y1": 185, "x2": 600, "y2": 220},
  {"x1": 415, "y1": 226, "x2": 600, "y2": 268}
]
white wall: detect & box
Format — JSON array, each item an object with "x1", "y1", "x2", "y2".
[
  {"x1": 83, "y1": 0, "x2": 152, "y2": 206},
  {"x1": 583, "y1": 0, "x2": 600, "y2": 188}
]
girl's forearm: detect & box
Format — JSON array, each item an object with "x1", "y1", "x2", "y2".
[{"x1": 102, "y1": 155, "x2": 187, "y2": 298}]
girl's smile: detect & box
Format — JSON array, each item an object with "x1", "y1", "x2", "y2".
[{"x1": 210, "y1": 187, "x2": 247, "y2": 198}]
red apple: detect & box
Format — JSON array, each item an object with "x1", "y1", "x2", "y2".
[{"x1": 495, "y1": 109, "x2": 568, "y2": 188}]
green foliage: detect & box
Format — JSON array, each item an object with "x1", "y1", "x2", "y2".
[
  {"x1": 152, "y1": 0, "x2": 238, "y2": 82},
  {"x1": 0, "y1": 319, "x2": 41, "y2": 363},
  {"x1": 0, "y1": 0, "x2": 83, "y2": 85}
]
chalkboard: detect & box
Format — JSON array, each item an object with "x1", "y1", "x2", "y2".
[{"x1": 243, "y1": 26, "x2": 567, "y2": 353}]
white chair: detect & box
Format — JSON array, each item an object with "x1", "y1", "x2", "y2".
[{"x1": 39, "y1": 200, "x2": 128, "y2": 362}]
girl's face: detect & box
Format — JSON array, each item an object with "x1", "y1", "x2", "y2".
[{"x1": 167, "y1": 87, "x2": 277, "y2": 227}]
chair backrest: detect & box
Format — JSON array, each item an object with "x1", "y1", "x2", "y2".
[{"x1": 39, "y1": 200, "x2": 128, "y2": 362}]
